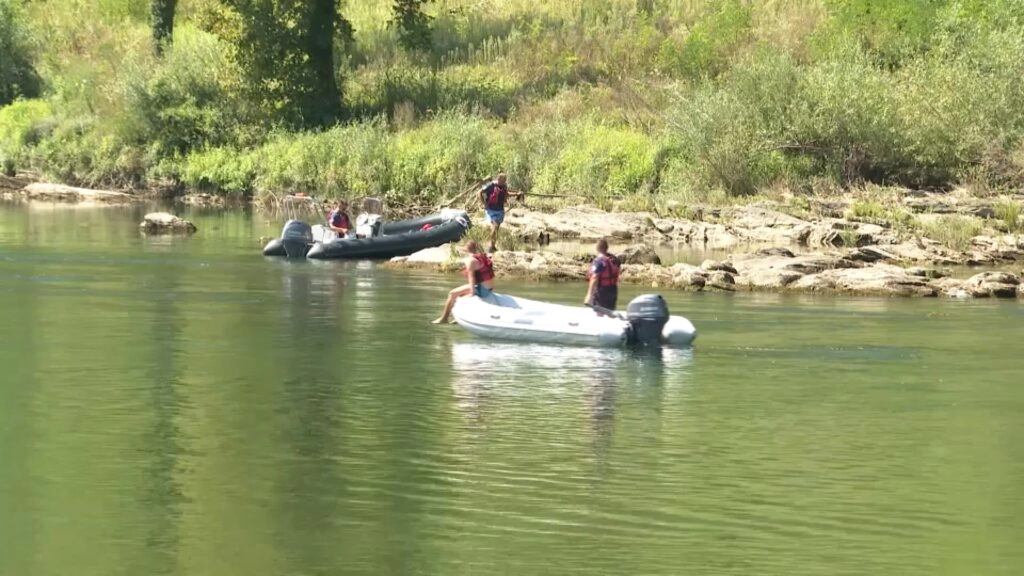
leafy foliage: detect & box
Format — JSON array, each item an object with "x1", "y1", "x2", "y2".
[
  {"x1": 3, "y1": 0, "x2": 1024, "y2": 201},
  {"x1": 200, "y1": 0, "x2": 342, "y2": 128},
  {"x1": 0, "y1": 0, "x2": 41, "y2": 106},
  {"x1": 390, "y1": 0, "x2": 433, "y2": 52}
]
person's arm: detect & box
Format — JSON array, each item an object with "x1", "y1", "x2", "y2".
[
  {"x1": 466, "y1": 257, "x2": 480, "y2": 289},
  {"x1": 584, "y1": 259, "x2": 602, "y2": 304},
  {"x1": 480, "y1": 183, "x2": 491, "y2": 207},
  {"x1": 584, "y1": 275, "x2": 598, "y2": 305}
]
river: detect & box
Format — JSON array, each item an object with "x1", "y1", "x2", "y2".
[{"x1": 1, "y1": 201, "x2": 1022, "y2": 576}]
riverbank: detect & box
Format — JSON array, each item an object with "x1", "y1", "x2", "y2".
[
  {"x1": 384, "y1": 191, "x2": 1024, "y2": 300},
  {"x1": 4, "y1": 174, "x2": 1022, "y2": 298}
]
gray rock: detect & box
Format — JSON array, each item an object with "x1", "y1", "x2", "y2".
[
  {"x1": 706, "y1": 270, "x2": 736, "y2": 291},
  {"x1": 845, "y1": 246, "x2": 897, "y2": 263},
  {"x1": 617, "y1": 244, "x2": 661, "y2": 265},
  {"x1": 140, "y1": 212, "x2": 197, "y2": 235},
  {"x1": 961, "y1": 271, "x2": 1020, "y2": 298},
  {"x1": 700, "y1": 259, "x2": 739, "y2": 274},
  {"x1": 797, "y1": 265, "x2": 938, "y2": 297}
]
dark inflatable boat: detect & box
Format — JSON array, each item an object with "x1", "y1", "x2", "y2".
[
  {"x1": 262, "y1": 209, "x2": 469, "y2": 258},
  {"x1": 307, "y1": 215, "x2": 471, "y2": 260}
]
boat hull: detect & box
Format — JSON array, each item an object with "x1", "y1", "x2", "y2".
[
  {"x1": 452, "y1": 293, "x2": 697, "y2": 348},
  {"x1": 264, "y1": 208, "x2": 471, "y2": 258},
  {"x1": 307, "y1": 217, "x2": 470, "y2": 260}
]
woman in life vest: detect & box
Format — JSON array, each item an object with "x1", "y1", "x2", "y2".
[
  {"x1": 432, "y1": 240, "x2": 496, "y2": 324},
  {"x1": 327, "y1": 200, "x2": 353, "y2": 237},
  {"x1": 584, "y1": 238, "x2": 621, "y2": 311},
  {"x1": 479, "y1": 172, "x2": 524, "y2": 253}
]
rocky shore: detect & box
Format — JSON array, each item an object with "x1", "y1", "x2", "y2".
[{"x1": 386, "y1": 197, "x2": 1024, "y2": 300}]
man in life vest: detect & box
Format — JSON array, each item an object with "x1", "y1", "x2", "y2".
[
  {"x1": 327, "y1": 200, "x2": 352, "y2": 237},
  {"x1": 584, "y1": 239, "x2": 621, "y2": 311},
  {"x1": 479, "y1": 172, "x2": 524, "y2": 253},
  {"x1": 432, "y1": 240, "x2": 496, "y2": 324}
]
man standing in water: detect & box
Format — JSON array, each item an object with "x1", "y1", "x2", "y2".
[
  {"x1": 432, "y1": 240, "x2": 495, "y2": 324},
  {"x1": 584, "y1": 239, "x2": 621, "y2": 312},
  {"x1": 480, "y1": 173, "x2": 524, "y2": 253}
]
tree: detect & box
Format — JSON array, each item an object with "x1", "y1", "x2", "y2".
[
  {"x1": 151, "y1": 0, "x2": 178, "y2": 55},
  {"x1": 0, "y1": 0, "x2": 41, "y2": 106},
  {"x1": 206, "y1": 0, "x2": 343, "y2": 128},
  {"x1": 391, "y1": 0, "x2": 433, "y2": 52}
]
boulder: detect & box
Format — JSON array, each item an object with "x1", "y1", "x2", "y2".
[
  {"x1": 730, "y1": 252, "x2": 858, "y2": 290},
  {"x1": 844, "y1": 246, "x2": 897, "y2": 263},
  {"x1": 706, "y1": 270, "x2": 736, "y2": 291},
  {"x1": 393, "y1": 245, "x2": 455, "y2": 264},
  {"x1": 668, "y1": 263, "x2": 707, "y2": 290},
  {"x1": 617, "y1": 243, "x2": 662, "y2": 265},
  {"x1": 793, "y1": 265, "x2": 938, "y2": 297},
  {"x1": 700, "y1": 259, "x2": 738, "y2": 274},
  {"x1": 719, "y1": 205, "x2": 814, "y2": 245},
  {"x1": 503, "y1": 206, "x2": 656, "y2": 243},
  {"x1": 139, "y1": 212, "x2": 197, "y2": 235},
  {"x1": 960, "y1": 271, "x2": 1020, "y2": 298}
]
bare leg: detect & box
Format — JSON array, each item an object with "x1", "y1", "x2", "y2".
[
  {"x1": 489, "y1": 222, "x2": 500, "y2": 252},
  {"x1": 433, "y1": 284, "x2": 473, "y2": 324}
]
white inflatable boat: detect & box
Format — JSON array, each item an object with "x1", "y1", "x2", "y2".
[{"x1": 451, "y1": 292, "x2": 697, "y2": 348}]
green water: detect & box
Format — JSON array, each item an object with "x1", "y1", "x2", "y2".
[{"x1": 1, "y1": 202, "x2": 1023, "y2": 576}]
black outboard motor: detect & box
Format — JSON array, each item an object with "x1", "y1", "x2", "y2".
[
  {"x1": 626, "y1": 294, "x2": 670, "y2": 347},
  {"x1": 280, "y1": 219, "x2": 313, "y2": 258}
]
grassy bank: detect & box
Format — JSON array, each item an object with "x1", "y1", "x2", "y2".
[{"x1": 2, "y1": 0, "x2": 1024, "y2": 207}]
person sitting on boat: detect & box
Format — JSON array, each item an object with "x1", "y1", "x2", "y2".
[
  {"x1": 584, "y1": 239, "x2": 621, "y2": 312},
  {"x1": 479, "y1": 172, "x2": 524, "y2": 253},
  {"x1": 327, "y1": 200, "x2": 353, "y2": 238},
  {"x1": 432, "y1": 240, "x2": 495, "y2": 324}
]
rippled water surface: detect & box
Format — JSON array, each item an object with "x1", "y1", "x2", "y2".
[{"x1": 1, "y1": 202, "x2": 1023, "y2": 576}]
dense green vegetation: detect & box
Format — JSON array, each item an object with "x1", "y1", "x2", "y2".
[{"x1": 2, "y1": 0, "x2": 1023, "y2": 208}]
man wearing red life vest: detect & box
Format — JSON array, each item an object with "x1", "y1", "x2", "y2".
[
  {"x1": 584, "y1": 239, "x2": 621, "y2": 311},
  {"x1": 479, "y1": 172, "x2": 524, "y2": 253},
  {"x1": 327, "y1": 200, "x2": 352, "y2": 237},
  {"x1": 432, "y1": 240, "x2": 496, "y2": 324}
]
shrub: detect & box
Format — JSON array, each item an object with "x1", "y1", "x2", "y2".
[
  {"x1": 0, "y1": 0, "x2": 41, "y2": 106},
  {"x1": 119, "y1": 26, "x2": 245, "y2": 157},
  {"x1": 531, "y1": 120, "x2": 656, "y2": 199},
  {"x1": 993, "y1": 198, "x2": 1021, "y2": 232},
  {"x1": 920, "y1": 215, "x2": 983, "y2": 251},
  {"x1": 0, "y1": 98, "x2": 51, "y2": 172}
]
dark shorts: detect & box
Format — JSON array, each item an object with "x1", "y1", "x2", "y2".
[{"x1": 594, "y1": 285, "x2": 618, "y2": 311}]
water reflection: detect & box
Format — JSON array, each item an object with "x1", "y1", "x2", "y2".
[
  {"x1": 271, "y1": 261, "x2": 348, "y2": 575},
  {"x1": 140, "y1": 259, "x2": 186, "y2": 576},
  {"x1": 449, "y1": 342, "x2": 694, "y2": 454}
]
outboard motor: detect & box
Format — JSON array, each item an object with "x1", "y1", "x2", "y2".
[
  {"x1": 280, "y1": 219, "x2": 313, "y2": 258},
  {"x1": 626, "y1": 294, "x2": 670, "y2": 347}
]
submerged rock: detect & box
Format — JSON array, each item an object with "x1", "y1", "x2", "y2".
[{"x1": 140, "y1": 212, "x2": 197, "y2": 235}]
